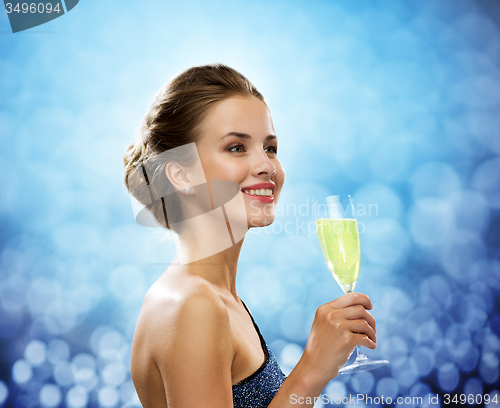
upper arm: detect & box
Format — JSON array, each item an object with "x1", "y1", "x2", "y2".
[{"x1": 152, "y1": 288, "x2": 234, "y2": 408}]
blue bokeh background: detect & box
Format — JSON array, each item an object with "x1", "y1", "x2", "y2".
[{"x1": 1, "y1": 0, "x2": 500, "y2": 407}]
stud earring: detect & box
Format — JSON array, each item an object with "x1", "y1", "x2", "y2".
[{"x1": 184, "y1": 187, "x2": 191, "y2": 194}]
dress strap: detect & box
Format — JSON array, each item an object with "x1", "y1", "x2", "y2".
[{"x1": 240, "y1": 299, "x2": 268, "y2": 358}]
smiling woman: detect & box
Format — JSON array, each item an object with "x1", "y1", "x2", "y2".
[{"x1": 123, "y1": 64, "x2": 379, "y2": 408}]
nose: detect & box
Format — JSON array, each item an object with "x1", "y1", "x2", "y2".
[{"x1": 252, "y1": 149, "x2": 276, "y2": 179}]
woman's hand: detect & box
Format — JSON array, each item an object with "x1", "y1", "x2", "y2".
[{"x1": 298, "y1": 292, "x2": 377, "y2": 387}]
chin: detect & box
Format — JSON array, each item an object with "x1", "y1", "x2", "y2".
[{"x1": 248, "y1": 216, "x2": 275, "y2": 228}]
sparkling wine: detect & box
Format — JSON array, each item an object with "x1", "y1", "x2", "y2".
[{"x1": 316, "y1": 218, "x2": 360, "y2": 293}]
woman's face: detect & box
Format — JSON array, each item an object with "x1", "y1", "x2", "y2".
[{"x1": 195, "y1": 95, "x2": 285, "y2": 228}]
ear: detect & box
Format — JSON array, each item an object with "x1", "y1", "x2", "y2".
[{"x1": 165, "y1": 162, "x2": 192, "y2": 194}]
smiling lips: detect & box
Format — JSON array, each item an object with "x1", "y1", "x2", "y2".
[{"x1": 241, "y1": 183, "x2": 275, "y2": 203}]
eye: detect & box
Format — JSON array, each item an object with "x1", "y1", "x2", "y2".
[
  {"x1": 265, "y1": 145, "x2": 278, "y2": 154},
  {"x1": 229, "y1": 144, "x2": 245, "y2": 153}
]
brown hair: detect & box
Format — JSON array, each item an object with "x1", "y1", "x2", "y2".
[{"x1": 123, "y1": 63, "x2": 265, "y2": 229}]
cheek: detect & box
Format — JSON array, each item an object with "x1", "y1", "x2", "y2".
[{"x1": 202, "y1": 157, "x2": 246, "y2": 182}]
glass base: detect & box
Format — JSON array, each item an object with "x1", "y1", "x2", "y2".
[{"x1": 339, "y1": 354, "x2": 389, "y2": 374}]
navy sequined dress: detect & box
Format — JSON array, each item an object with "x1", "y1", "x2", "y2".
[{"x1": 232, "y1": 300, "x2": 286, "y2": 408}]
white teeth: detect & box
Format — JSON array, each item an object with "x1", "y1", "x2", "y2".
[{"x1": 243, "y1": 188, "x2": 274, "y2": 197}]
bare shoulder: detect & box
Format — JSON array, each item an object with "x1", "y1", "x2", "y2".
[
  {"x1": 142, "y1": 273, "x2": 229, "y2": 323},
  {"x1": 131, "y1": 271, "x2": 234, "y2": 408},
  {"x1": 134, "y1": 271, "x2": 232, "y2": 357}
]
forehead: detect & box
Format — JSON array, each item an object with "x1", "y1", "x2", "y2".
[{"x1": 200, "y1": 95, "x2": 274, "y2": 138}]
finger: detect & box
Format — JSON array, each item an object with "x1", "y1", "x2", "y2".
[
  {"x1": 354, "y1": 333, "x2": 377, "y2": 350},
  {"x1": 344, "y1": 319, "x2": 377, "y2": 344},
  {"x1": 329, "y1": 292, "x2": 373, "y2": 310},
  {"x1": 342, "y1": 305, "x2": 376, "y2": 333}
]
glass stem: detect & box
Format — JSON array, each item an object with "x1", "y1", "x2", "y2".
[
  {"x1": 345, "y1": 289, "x2": 367, "y2": 362},
  {"x1": 355, "y1": 346, "x2": 368, "y2": 361}
]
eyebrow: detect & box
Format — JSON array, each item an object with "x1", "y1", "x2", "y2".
[{"x1": 222, "y1": 132, "x2": 277, "y2": 141}]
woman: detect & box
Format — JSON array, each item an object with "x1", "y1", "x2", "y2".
[{"x1": 124, "y1": 64, "x2": 377, "y2": 408}]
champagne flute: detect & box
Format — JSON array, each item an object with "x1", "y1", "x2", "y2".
[{"x1": 313, "y1": 195, "x2": 389, "y2": 374}]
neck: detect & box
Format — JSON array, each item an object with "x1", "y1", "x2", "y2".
[
  {"x1": 179, "y1": 239, "x2": 244, "y2": 297},
  {"x1": 174, "y1": 216, "x2": 247, "y2": 298}
]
